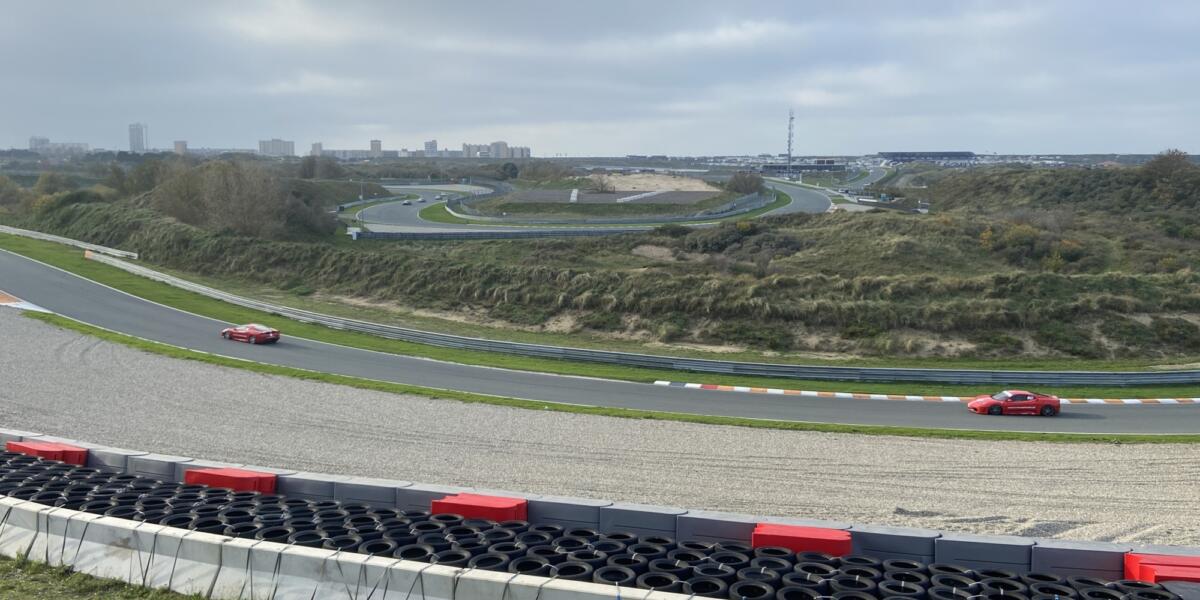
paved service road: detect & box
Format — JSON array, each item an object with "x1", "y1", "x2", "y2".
[{"x1": 2, "y1": 250, "x2": 1197, "y2": 434}]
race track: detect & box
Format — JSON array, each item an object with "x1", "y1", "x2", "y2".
[
  {"x1": 2, "y1": 249, "x2": 1197, "y2": 434},
  {"x1": 358, "y1": 182, "x2": 831, "y2": 233}
]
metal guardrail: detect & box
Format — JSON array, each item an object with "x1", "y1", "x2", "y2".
[
  {"x1": 0, "y1": 225, "x2": 139, "y2": 259},
  {"x1": 83, "y1": 252, "x2": 1200, "y2": 385}
]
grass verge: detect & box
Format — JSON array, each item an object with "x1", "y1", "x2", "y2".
[
  {"x1": 0, "y1": 556, "x2": 199, "y2": 599},
  {"x1": 23, "y1": 311, "x2": 1200, "y2": 444},
  {"x1": 3, "y1": 232, "x2": 1200, "y2": 399}
]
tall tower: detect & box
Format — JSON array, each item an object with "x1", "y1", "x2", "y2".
[
  {"x1": 129, "y1": 123, "x2": 148, "y2": 153},
  {"x1": 786, "y1": 109, "x2": 794, "y2": 181}
]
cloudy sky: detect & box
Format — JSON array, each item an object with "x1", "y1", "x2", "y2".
[{"x1": 2, "y1": 1, "x2": 1197, "y2": 156}]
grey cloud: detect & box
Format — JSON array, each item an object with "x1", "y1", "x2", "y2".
[{"x1": 1, "y1": 0, "x2": 1197, "y2": 155}]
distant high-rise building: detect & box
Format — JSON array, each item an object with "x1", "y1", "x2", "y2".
[
  {"x1": 311, "y1": 142, "x2": 323, "y2": 157},
  {"x1": 370, "y1": 139, "x2": 382, "y2": 158},
  {"x1": 424, "y1": 140, "x2": 438, "y2": 155},
  {"x1": 462, "y1": 143, "x2": 487, "y2": 158},
  {"x1": 489, "y1": 141, "x2": 510, "y2": 160},
  {"x1": 173, "y1": 141, "x2": 188, "y2": 155},
  {"x1": 29, "y1": 136, "x2": 49, "y2": 152},
  {"x1": 129, "y1": 123, "x2": 148, "y2": 153},
  {"x1": 258, "y1": 138, "x2": 295, "y2": 157}
]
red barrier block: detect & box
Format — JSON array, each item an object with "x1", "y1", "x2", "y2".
[
  {"x1": 431, "y1": 493, "x2": 527, "y2": 521},
  {"x1": 184, "y1": 468, "x2": 276, "y2": 493},
  {"x1": 5, "y1": 440, "x2": 88, "y2": 466},
  {"x1": 752, "y1": 523, "x2": 852, "y2": 556},
  {"x1": 1145, "y1": 566, "x2": 1200, "y2": 584},
  {"x1": 1126, "y1": 553, "x2": 1200, "y2": 582}
]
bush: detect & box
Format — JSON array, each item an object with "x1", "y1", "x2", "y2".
[
  {"x1": 1152, "y1": 317, "x2": 1200, "y2": 350},
  {"x1": 488, "y1": 303, "x2": 554, "y2": 326},
  {"x1": 705, "y1": 321, "x2": 793, "y2": 351},
  {"x1": 655, "y1": 224, "x2": 690, "y2": 238},
  {"x1": 1034, "y1": 322, "x2": 1104, "y2": 358},
  {"x1": 579, "y1": 311, "x2": 623, "y2": 331},
  {"x1": 1099, "y1": 316, "x2": 1155, "y2": 350}
]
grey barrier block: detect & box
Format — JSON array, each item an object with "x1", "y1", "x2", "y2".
[
  {"x1": 333, "y1": 476, "x2": 412, "y2": 507},
  {"x1": 599, "y1": 503, "x2": 687, "y2": 538},
  {"x1": 676, "y1": 510, "x2": 758, "y2": 544},
  {"x1": 85, "y1": 446, "x2": 149, "y2": 471},
  {"x1": 1131, "y1": 543, "x2": 1200, "y2": 556},
  {"x1": 395, "y1": 482, "x2": 471, "y2": 512},
  {"x1": 239, "y1": 464, "x2": 299, "y2": 477},
  {"x1": 1164, "y1": 582, "x2": 1200, "y2": 600},
  {"x1": 275, "y1": 471, "x2": 347, "y2": 502},
  {"x1": 527, "y1": 495, "x2": 614, "y2": 530},
  {"x1": 850, "y1": 525, "x2": 940, "y2": 562},
  {"x1": 759, "y1": 515, "x2": 853, "y2": 530},
  {"x1": 127, "y1": 453, "x2": 193, "y2": 482},
  {"x1": 0, "y1": 428, "x2": 43, "y2": 445},
  {"x1": 935, "y1": 533, "x2": 1035, "y2": 572},
  {"x1": 174, "y1": 459, "x2": 244, "y2": 483},
  {"x1": 1032, "y1": 539, "x2": 1131, "y2": 579}
]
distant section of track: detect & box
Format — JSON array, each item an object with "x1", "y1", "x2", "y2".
[
  {"x1": 2, "y1": 249, "x2": 1197, "y2": 434},
  {"x1": 356, "y1": 183, "x2": 832, "y2": 236}
]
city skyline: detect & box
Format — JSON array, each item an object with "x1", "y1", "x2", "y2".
[{"x1": 1, "y1": 2, "x2": 1197, "y2": 156}]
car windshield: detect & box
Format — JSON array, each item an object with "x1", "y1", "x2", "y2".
[{"x1": 990, "y1": 392, "x2": 1010, "y2": 401}]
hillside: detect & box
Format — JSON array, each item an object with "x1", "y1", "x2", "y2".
[{"x1": 5, "y1": 152, "x2": 1200, "y2": 361}]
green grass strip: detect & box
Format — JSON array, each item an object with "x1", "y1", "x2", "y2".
[
  {"x1": 0, "y1": 556, "x2": 200, "y2": 599},
  {"x1": 23, "y1": 311, "x2": 1200, "y2": 443},
  {"x1": 3, "y1": 232, "x2": 1200, "y2": 400}
]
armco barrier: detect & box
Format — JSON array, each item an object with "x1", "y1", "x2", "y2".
[
  {"x1": 81, "y1": 252, "x2": 1200, "y2": 385},
  {"x1": 0, "y1": 224, "x2": 138, "y2": 259}
]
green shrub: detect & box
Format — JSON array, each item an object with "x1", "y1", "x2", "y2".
[
  {"x1": 1152, "y1": 317, "x2": 1200, "y2": 350},
  {"x1": 488, "y1": 303, "x2": 554, "y2": 326},
  {"x1": 579, "y1": 311, "x2": 623, "y2": 331},
  {"x1": 1034, "y1": 322, "x2": 1104, "y2": 358}
]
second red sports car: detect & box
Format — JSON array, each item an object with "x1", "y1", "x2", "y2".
[
  {"x1": 220, "y1": 323, "x2": 280, "y2": 344},
  {"x1": 968, "y1": 390, "x2": 1060, "y2": 416}
]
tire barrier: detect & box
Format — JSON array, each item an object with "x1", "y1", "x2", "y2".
[
  {"x1": 1, "y1": 450, "x2": 1190, "y2": 600},
  {"x1": 79, "y1": 251, "x2": 1200, "y2": 386}
]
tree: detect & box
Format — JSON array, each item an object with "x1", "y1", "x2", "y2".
[
  {"x1": 102, "y1": 164, "x2": 128, "y2": 195},
  {"x1": 591, "y1": 175, "x2": 615, "y2": 193},
  {"x1": 499, "y1": 162, "x2": 519, "y2": 180},
  {"x1": 0, "y1": 176, "x2": 31, "y2": 206},
  {"x1": 298, "y1": 156, "x2": 317, "y2": 179},
  {"x1": 33, "y1": 172, "x2": 76, "y2": 196},
  {"x1": 727, "y1": 171, "x2": 765, "y2": 194},
  {"x1": 1143, "y1": 149, "x2": 1194, "y2": 181}
]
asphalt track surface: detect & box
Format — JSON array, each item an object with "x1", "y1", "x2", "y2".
[
  {"x1": 3, "y1": 250, "x2": 1198, "y2": 434},
  {"x1": 359, "y1": 182, "x2": 830, "y2": 232}
]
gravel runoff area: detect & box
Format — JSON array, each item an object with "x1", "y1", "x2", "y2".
[{"x1": 1, "y1": 309, "x2": 1197, "y2": 546}]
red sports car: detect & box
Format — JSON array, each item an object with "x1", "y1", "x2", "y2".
[
  {"x1": 220, "y1": 323, "x2": 280, "y2": 344},
  {"x1": 968, "y1": 390, "x2": 1060, "y2": 416}
]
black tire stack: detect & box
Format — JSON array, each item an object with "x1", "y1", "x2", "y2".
[{"x1": 0, "y1": 452, "x2": 1182, "y2": 599}]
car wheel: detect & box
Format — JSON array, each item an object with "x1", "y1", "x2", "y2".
[
  {"x1": 1040, "y1": 405, "x2": 1057, "y2": 416},
  {"x1": 248, "y1": 335, "x2": 256, "y2": 344},
  {"x1": 988, "y1": 406, "x2": 1002, "y2": 416},
  {"x1": 222, "y1": 332, "x2": 230, "y2": 340}
]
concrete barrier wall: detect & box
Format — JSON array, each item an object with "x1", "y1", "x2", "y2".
[
  {"x1": 0, "y1": 496, "x2": 692, "y2": 600},
  {"x1": 6, "y1": 426, "x2": 1200, "y2": 590}
]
